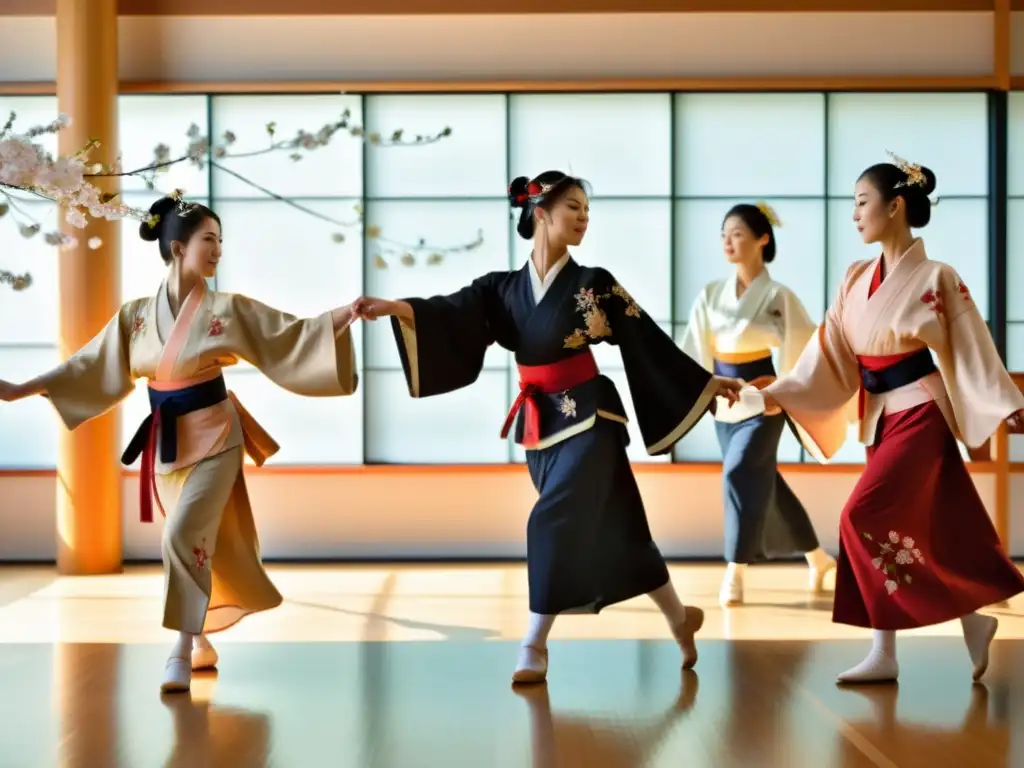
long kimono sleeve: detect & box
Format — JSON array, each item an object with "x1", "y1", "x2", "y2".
[
  {"x1": 932, "y1": 268, "x2": 1024, "y2": 448},
  {"x1": 230, "y1": 295, "x2": 357, "y2": 396},
  {"x1": 599, "y1": 272, "x2": 717, "y2": 455},
  {"x1": 762, "y1": 266, "x2": 862, "y2": 462},
  {"x1": 776, "y1": 287, "x2": 818, "y2": 378},
  {"x1": 678, "y1": 288, "x2": 714, "y2": 372},
  {"x1": 389, "y1": 273, "x2": 499, "y2": 398},
  {"x1": 40, "y1": 302, "x2": 138, "y2": 431}
]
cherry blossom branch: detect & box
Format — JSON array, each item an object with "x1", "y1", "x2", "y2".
[{"x1": 0, "y1": 109, "x2": 483, "y2": 290}]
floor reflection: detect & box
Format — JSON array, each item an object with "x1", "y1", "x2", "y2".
[
  {"x1": 0, "y1": 637, "x2": 1019, "y2": 767},
  {"x1": 160, "y1": 675, "x2": 272, "y2": 768},
  {"x1": 833, "y1": 684, "x2": 1010, "y2": 767},
  {"x1": 513, "y1": 670, "x2": 698, "y2": 768}
]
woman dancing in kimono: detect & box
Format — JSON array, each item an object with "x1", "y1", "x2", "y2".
[
  {"x1": 757, "y1": 155, "x2": 1024, "y2": 684},
  {"x1": 0, "y1": 193, "x2": 359, "y2": 694},
  {"x1": 681, "y1": 202, "x2": 835, "y2": 607},
  {"x1": 353, "y1": 171, "x2": 744, "y2": 684}
]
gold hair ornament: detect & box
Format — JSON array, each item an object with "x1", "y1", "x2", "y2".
[
  {"x1": 886, "y1": 151, "x2": 927, "y2": 189},
  {"x1": 755, "y1": 201, "x2": 782, "y2": 227}
]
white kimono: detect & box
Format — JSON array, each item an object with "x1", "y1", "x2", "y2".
[{"x1": 680, "y1": 269, "x2": 817, "y2": 423}]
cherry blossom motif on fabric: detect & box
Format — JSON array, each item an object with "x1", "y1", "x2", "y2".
[
  {"x1": 920, "y1": 289, "x2": 945, "y2": 314},
  {"x1": 192, "y1": 539, "x2": 209, "y2": 571},
  {"x1": 208, "y1": 316, "x2": 224, "y2": 337},
  {"x1": 956, "y1": 280, "x2": 971, "y2": 303},
  {"x1": 558, "y1": 394, "x2": 577, "y2": 419},
  {"x1": 130, "y1": 313, "x2": 146, "y2": 342},
  {"x1": 861, "y1": 530, "x2": 925, "y2": 595},
  {"x1": 564, "y1": 283, "x2": 642, "y2": 349}
]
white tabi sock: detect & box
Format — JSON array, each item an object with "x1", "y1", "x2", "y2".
[
  {"x1": 522, "y1": 613, "x2": 555, "y2": 651},
  {"x1": 721, "y1": 563, "x2": 746, "y2": 606},
  {"x1": 171, "y1": 631, "x2": 194, "y2": 659},
  {"x1": 836, "y1": 629, "x2": 899, "y2": 684},
  {"x1": 161, "y1": 631, "x2": 195, "y2": 694},
  {"x1": 514, "y1": 613, "x2": 555, "y2": 685},
  {"x1": 960, "y1": 612, "x2": 999, "y2": 681}
]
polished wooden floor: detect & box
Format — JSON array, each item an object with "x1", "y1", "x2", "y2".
[{"x1": 0, "y1": 562, "x2": 1021, "y2": 767}]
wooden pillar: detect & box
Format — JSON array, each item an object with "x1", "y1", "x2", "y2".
[{"x1": 55, "y1": 0, "x2": 123, "y2": 574}]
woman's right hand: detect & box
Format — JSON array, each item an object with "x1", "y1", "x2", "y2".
[{"x1": 352, "y1": 296, "x2": 395, "y2": 321}]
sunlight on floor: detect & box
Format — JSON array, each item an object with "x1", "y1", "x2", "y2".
[{"x1": 1, "y1": 562, "x2": 1022, "y2": 645}]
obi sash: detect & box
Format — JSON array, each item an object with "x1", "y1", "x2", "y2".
[
  {"x1": 500, "y1": 350, "x2": 600, "y2": 447},
  {"x1": 121, "y1": 375, "x2": 230, "y2": 523},
  {"x1": 856, "y1": 347, "x2": 937, "y2": 419},
  {"x1": 713, "y1": 352, "x2": 776, "y2": 382}
]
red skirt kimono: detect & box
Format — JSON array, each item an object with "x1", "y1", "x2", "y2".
[{"x1": 833, "y1": 400, "x2": 1024, "y2": 630}]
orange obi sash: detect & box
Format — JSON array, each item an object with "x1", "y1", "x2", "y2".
[{"x1": 500, "y1": 350, "x2": 600, "y2": 447}]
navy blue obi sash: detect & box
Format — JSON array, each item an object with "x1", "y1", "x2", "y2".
[
  {"x1": 121, "y1": 375, "x2": 229, "y2": 466},
  {"x1": 859, "y1": 348, "x2": 937, "y2": 394},
  {"x1": 713, "y1": 355, "x2": 776, "y2": 382}
]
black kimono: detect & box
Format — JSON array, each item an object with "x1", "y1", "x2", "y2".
[{"x1": 391, "y1": 257, "x2": 717, "y2": 614}]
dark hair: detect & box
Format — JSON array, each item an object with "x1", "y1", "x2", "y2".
[
  {"x1": 508, "y1": 171, "x2": 590, "y2": 240},
  {"x1": 722, "y1": 203, "x2": 777, "y2": 263},
  {"x1": 139, "y1": 195, "x2": 221, "y2": 264},
  {"x1": 858, "y1": 162, "x2": 937, "y2": 229}
]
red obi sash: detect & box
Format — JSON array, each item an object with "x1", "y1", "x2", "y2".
[{"x1": 499, "y1": 350, "x2": 600, "y2": 447}]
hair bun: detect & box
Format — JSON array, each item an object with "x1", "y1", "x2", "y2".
[
  {"x1": 919, "y1": 165, "x2": 937, "y2": 197},
  {"x1": 138, "y1": 195, "x2": 176, "y2": 242},
  {"x1": 508, "y1": 176, "x2": 530, "y2": 209}
]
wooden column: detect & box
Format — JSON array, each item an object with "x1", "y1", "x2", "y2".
[{"x1": 55, "y1": 0, "x2": 123, "y2": 574}]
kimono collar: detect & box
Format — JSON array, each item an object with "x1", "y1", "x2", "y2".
[
  {"x1": 731, "y1": 266, "x2": 771, "y2": 298},
  {"x1": 898, "y1": 237, "x2": 927, "y2": 266},
  {"x1": 877, "y1": 237, "x2": 927, "y2": 280},
  {"x1": 529, "y1": 251, "x2": 571, "y2": 297}
]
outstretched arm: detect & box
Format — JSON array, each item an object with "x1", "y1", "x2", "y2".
[
  {"x1": 0, "y1": 304, "x2": 137, "y2": 430},
  {"x1": 353, "y1": 274, "x2": 501, "y2": 399},
  {"x1": 231, "y1": 295, "x2": 359, "y2": 397}
]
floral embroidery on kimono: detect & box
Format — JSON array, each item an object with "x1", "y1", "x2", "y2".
[
  {"x1": 563, "y1": 283, "x2": 642, "y2": 349},
  {"x1": 611, "y1": 283, "x2": 642, "y2": 318},
  {"x1": 558, "y1": 394, "x2": 578, "y2": 419},
  {"x1": 862, "y1": 530, "x2": 925, "y2": 595},
  {"x1": 192, "y1": 539, "x2": 209, "y2": 570},
  {"x1": 208, "y1": 316, "x2": 225, "y2": 337},
  {"x1": 956, "y1": 280, "x2": 971, "y2": 303},
  {"x1": 130, "y1": 312, "x2": 146, "y2": 342},
  {"x1": 920, "y1": 289, "x2": 945, "y2": 315}
]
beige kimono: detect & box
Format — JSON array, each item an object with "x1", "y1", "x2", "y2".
[
  {"x1": 763, "y1": 238, "x2": 1024, "y2": 461},
  {"x1": 41, "y1": 279, "x2": 357, "y2": 634}
]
